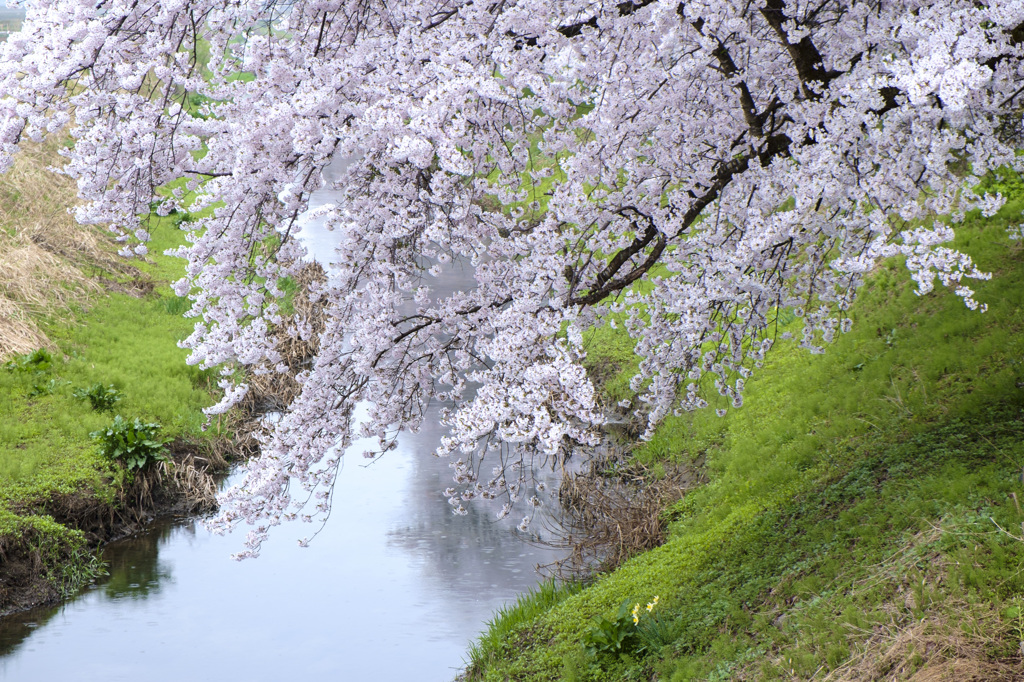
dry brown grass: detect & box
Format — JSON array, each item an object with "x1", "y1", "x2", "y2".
[
  {"x1": 244, "y1": 261, "x2": 327, "y2": 410},
  {"x1": 816, "y1": 527, "x2": 1024, "y2": 681},
  {"x1": 115, "y1": 454, "x2": 219, "y2": 522},
  {"x1": 538, "y1": 448, "x2": 705, "y2": 578},
  {"x1": 820, "y1": 604, "x2": 1024, "y2": 682},
  {"x1": 0, "y1": 137, "x2": 135, "y2": 360},
  {"x1": 738, "y1": 526, "x2": 1024, "y2": 682},
  {"x1": 161, "y1": 457, "x2": 218, "y2": 513},
  {"x1": 0, "y1": 295, "x2": 50, "y2": 358}
]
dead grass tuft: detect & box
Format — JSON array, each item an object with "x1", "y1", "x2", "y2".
[
  {"x1": 113, "y1": 459, "x2": 217, "y2": 523},
  {"x1": 822, "y1": 604, "x2": 1023, "y2": 682},
  {"x1": 0, "y1": 137, "x2": 137, "y2": 360},
  {"x1": 245, "y1": 261, "x2": 327, "y2": 410},
  {"x1": 740, "y1": 525, "x2": 1024, "y2": 681},
  {"x1": 0, "y1": 295, "x2": 51, "y2": 357},
  {"x1": 0, "y1": 236, "x2": 98, "y2": 309},
  {"x1": 162, "y1": 456, "x2": 218, "y2": 513},
  {"x1": 538, "y1": 446, "x2": 705, "y2": 578},
  {"x1": 229, "y1": 261, "x2": 327, "y2": 457}
]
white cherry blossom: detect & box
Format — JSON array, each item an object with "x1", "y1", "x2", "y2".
[{"x1": 0, "y1": 0, "x2": 1021, "y2": 555}]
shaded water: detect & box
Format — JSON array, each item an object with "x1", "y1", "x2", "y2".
[{"x1": 0, "y1": 156, "x2": 567, "y2": 680}]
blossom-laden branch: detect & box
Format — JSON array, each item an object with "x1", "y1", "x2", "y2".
[{"x1": 0, "y1": 0, "x2": 1021, "y2": 555}]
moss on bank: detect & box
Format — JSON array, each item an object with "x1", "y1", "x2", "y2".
[{"x1": 466, "y1": 184, "x2": 1024, "y2": 679}]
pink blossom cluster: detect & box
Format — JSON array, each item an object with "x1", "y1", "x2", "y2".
[{"x1": 1, "y1": 0, "x2": 1021, "y2": 555}]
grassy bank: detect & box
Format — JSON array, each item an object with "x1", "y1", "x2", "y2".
[
  {"x1": 466, "y1": 179, "x2": 1024, "y2": 680},
  {"x1": 0, "y1": 143, "x2": 222, "y2": 613}
]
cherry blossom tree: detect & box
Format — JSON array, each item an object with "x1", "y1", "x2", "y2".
[{"x1": 0, "y1": 0, "x2": 1021, "y2": 555}]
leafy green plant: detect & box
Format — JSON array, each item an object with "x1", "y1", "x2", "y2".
[
  {"x1": 28, "y1": 378, "x2": 68, "y2": 397},
  {"x1": 582, "y1": 596, "x2": 676, "y2": 663},
  {"x1": 89, "y1": 416, "x2": 170, "y2": 471},
  {"x1": 72, "y1": 382, "x2": 122, "y2": 412},
  {"x1": 584, "y1": 600, "x2": 638, "y2": 657},
  {"x1": 4, "y1": 348, "x2": 53, "y2": 373}
]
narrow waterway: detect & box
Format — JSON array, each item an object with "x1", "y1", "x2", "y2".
[
  {"x1": 0, "y1": 156, "x2": 566, "y2": 680},
  {"x1": 0, "y1": 440, "x2": 563, "y2": 680}
]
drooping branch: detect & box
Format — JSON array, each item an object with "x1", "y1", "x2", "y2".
[
  {"x1": 2, "y1": 0, "x2": 1018, "y2": 553},
  {"x1": 570, "y1": 207, "x2": 666, "y2": 307}
]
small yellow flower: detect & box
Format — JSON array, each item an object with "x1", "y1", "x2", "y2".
[
  {"x1": 631, "y1": 603, "x2": 640, "y2": 625},
  {"x1": 646, "y1": 595, "x2": 660, "y2": 612}
]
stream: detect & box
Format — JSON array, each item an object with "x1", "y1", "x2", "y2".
[
  {"x1": 0, "y1": 156, "x2": 567, "y2": 680},
  {"x1": 0, "y1": 446, "x2": 564, "y2": 680}
]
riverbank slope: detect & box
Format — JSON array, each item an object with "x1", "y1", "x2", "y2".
[
  {"x1": 0, "y1": 142, "x2": 225, "y2": 614},
  {"x1": 466, "y1": 174, "x2": 1024, "y2": 680}
]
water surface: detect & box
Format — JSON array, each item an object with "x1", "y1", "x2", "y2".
[{"x1": 0, "y1": 422, "x2": 564, "y2": 681}]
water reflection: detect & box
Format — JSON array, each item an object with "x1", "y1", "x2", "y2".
[
  {"x1": 0, "y1": 454, "x2": 563, "y2": 680},
  {"x1": 101, "y1": 522, "x2": 178, "y2": 600},
  {"x1": 386, "y1": 414, "x2": 563, "y2": 594},
  {"x1": 0, "y1": 604, "x2": 56, "y2": 658},
  {"x1": 0, "y1": 516, "x2": 186, "y2": 664}
]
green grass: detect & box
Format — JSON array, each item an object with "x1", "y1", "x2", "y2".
[
  {"x1": 466, "y1": 578, "x2": 587, "y2": 675},
  {"x1": 466, "y1": 185, "x2": 1024, "y2": 679},
  {"x1": 0, "y1": 220, "x2": 214, "y2": 478},
  {"x1": 0, "y1": 216, "x2": 217, "y2": 600}
]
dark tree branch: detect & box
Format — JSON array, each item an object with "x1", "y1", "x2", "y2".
[
  {"x1": 503, "y1": 2, "x2": 1022, "y2": 309},
  {"x1": 759, "y1": 0, "x2": 841, "y2": 99},
  {"x1": 515, "y1": 0, "x2": 660, "y2": 47},
  {"x1": 689, "y1": 14, "x2": 765, "y2": 138},
  {"x1": 569, "y1": 130, "x2": 792, "y2": 307}
]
